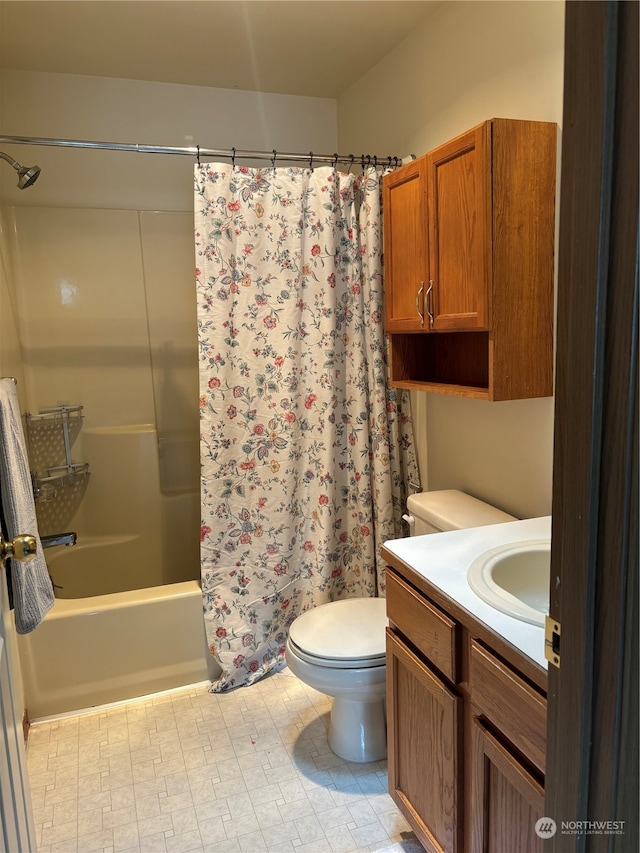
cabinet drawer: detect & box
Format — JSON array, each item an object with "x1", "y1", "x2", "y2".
[
  {"x1": 386, "y1": 571, "x2": 458, "y2": 682},
  {"x1": 470, "y1": 641, "x2": 546, "y2": 773}
]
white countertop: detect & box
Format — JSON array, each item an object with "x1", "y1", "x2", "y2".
[{"x1": 383, "y1": 516, "x2": 552, "y2": 670}]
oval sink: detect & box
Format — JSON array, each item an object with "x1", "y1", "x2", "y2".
[{"x1": 467, "y1": 539, "x2": 550, "y2": 626}]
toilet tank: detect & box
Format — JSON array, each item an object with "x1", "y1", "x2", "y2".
[{"x1": 407, "y1": 489, "x2": 517, "y2": 536}]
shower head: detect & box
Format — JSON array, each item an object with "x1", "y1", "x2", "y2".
[
  {"x1": 0, "y1": 151, "x2": 41, "y2": 189},
  {"x1": 17, "y1": 163, "x2": 41, "y2": 189}
]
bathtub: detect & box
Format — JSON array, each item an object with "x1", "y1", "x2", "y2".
[
  {"x1": 47, "y1": 534, "x2": 147, "y2": 598},
  {"x1": 18, "y1": 580, "x2": 220, "y2": 719}
]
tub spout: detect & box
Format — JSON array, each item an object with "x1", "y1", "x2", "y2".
[{"x1": 41, "y1": 532, "x2": 77, "y2": 549}]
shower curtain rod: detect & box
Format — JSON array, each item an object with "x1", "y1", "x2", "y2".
[{"x1": 0, "y1": 134, "x2": 413, "y2": 169}]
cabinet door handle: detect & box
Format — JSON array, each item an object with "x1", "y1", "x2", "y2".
[
  {"x1": 416, "y1": 282, "x2": 425, "y2": 325},
  {"x1": 426, "y1": 280, "x2": 434, "y2": 328}
]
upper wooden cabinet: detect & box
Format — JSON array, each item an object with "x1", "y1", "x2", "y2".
[
  {"x1": 383, "y1": 118, "x2": 557, "y2": 400},
  {"x1": 383, "y1": 158, "x2": 429, "y2": 332},
  {"x1": 427, "y1": 123, "x2": 490, "y2": 332}
]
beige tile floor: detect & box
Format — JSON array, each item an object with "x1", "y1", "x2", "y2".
[{"x1": 27, "y1": 668, "x2": 424, "y2": 853}]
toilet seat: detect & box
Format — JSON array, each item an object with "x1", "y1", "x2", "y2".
[
  {"x1": 288, "y1": 597, "x2": 387, "y2": 669},
  {"x1": 288, "y1": 638, "x2": 386, "y2": 669}
]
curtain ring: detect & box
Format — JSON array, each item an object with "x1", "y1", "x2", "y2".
[
  {"x1": 349, "y1": 155, "x2": 355, "y2": 173},
  {"x1": 373, "y1": 155, "x2": 378, "y2": 169},
  {"x1": 361, "y1": 154, "x2": 365, "y2": 174},
  {"x1": 387, "y1": 156, "x2": 392, "y2": 169},
  {"x1": 196, "y1": 145, "x2": 201, "y2": 165},
  {"x1": 332, "y1": 153, "x2": 339, "y2": 169},
  {"x1": 231, "y1": 147, "x2": 236, "y2": 169},
  {"x1": 366, "y1": 154, "x2": 372, "y2": 169},
  {"x1": 271, "y1": 149, "x2": 277, "y2": 170},
  {"x1": 394, "y1": 156, "x2": 399, "y2": 168},
  {"x1": 309, "y1": 151, "x2": 314, "y2": 171}
]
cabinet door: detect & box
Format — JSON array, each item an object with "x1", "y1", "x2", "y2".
[
  {"x1": 386, "y1": 630, "x2": 462, "y2": 853},
  {"x1": 470, "y1": 719, "x2": 545, "y2": 853},
  {"x1": 383, "y1": 158, "x2": 429, "y2": 332},
  {"x1": 427, "y1": 123, "x2": 491, "y2": 331}
]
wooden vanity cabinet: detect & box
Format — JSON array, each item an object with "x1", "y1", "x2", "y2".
[
  {"x1": 387, "y1": 632, "x2": 462, "y2": 853},
  {"x1": 384, "y1": 565, "x2": 547, "y2": 853},
  {"x1": 386, "y1": 570, "x2": 463, "y2": 852},
  {"x1": 468, "y1": 642, "x2": 546, "y2": 853},
  {"x1": 470, "y1": 721, "x2": 544, "y2": 853},
  {"x1": 382, "y1": 118, "x2": 557, "y2": 400}
]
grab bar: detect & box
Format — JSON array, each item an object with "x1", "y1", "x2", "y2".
[{"x1": 41, "y1": 532, "x2": 77, "y2": 549}]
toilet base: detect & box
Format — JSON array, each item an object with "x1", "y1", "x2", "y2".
[{"x1": 328, "y1": 695, "x2": 387, "y2": 763}]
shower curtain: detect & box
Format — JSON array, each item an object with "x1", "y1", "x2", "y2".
[{"x1": 195, "y1": 162, "x2": 419, "y2": 691}]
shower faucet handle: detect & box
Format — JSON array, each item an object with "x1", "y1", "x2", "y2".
[{"x1": 0, "y1": 533, "x2": 38, "y2": 565}]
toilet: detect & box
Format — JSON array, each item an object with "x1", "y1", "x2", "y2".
[{"x1": 285, "y1": 489, "x2": 517, "y2": 763}]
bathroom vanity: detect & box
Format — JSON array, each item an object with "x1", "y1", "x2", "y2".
[{"x1": 382, "y1": 518, "x2": 550, "y2": 853}]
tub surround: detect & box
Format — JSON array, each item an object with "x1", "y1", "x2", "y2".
[
  {"x1": 6, "y1": 206, "x2": 201, "y2": 596},
  {"x1": 382, "y1": 515, "x2": 550, "y2": 672}
]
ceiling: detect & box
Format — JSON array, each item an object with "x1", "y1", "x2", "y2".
[{"x1": 0, "y1": 1, "x2": 438, "y2": 99}]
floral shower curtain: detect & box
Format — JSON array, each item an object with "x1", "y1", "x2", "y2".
[{"x1": 195, "y1": 162, "x2": 419, "y2": 691}]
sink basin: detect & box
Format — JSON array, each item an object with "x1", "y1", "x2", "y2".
[{"x1": 467, "y1": 539, "x2": 550, "y2": 626}]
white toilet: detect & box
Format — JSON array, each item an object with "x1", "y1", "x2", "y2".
[{"x1": 285, "y1": 489, "x2": 517, "y2": 763}]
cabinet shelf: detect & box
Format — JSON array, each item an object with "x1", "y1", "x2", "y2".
[{"x1": 389, "y1": 332, "x2": 490, "y2": 398}]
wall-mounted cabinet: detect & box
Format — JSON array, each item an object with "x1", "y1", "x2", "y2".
[{"x1": 383, "y1": 118, "x2": 557, "y2": 400}]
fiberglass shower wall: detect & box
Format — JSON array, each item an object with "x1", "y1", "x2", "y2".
[
  {"x1": 5, "y1": 205, "x2": 200, "y2": 593},
  {"x1": 0, "y1": 65, "x2": 340, "y2": 594}
]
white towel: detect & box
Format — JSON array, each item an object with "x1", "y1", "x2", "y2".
[{"x1": 0, "y1": 378, "x2": 53, "y2": 633}]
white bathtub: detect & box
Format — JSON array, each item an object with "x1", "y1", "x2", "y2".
[
  {"x1": 47, "y1": 534, "x2": 147, "y2": 598},
  {"x1": 18, "y1": 580, "x2": 220, "y2": 719}
]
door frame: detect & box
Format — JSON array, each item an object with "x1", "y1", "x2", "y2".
[
  {"x1": 0, "y1": 561, "x2": 37, "y2": 852},
  {"x1": 545, "y1": 0, "x2": 638, "y2": 848}
]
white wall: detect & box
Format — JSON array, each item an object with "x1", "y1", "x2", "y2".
[
  {"x1": 338, "y1": 0, "x2": 565, "y2": 520},
  {"x1": 0, "y1": 69, "x2": 337, "y2": 210}
]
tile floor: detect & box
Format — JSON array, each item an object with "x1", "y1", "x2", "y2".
[{"x1": 27, "y1": 668, "x2": 424, "y2": 853}]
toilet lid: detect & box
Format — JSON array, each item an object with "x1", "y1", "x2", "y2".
[{"x1": 289, "y1": 598, "x2": 387, "y2": 664}]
